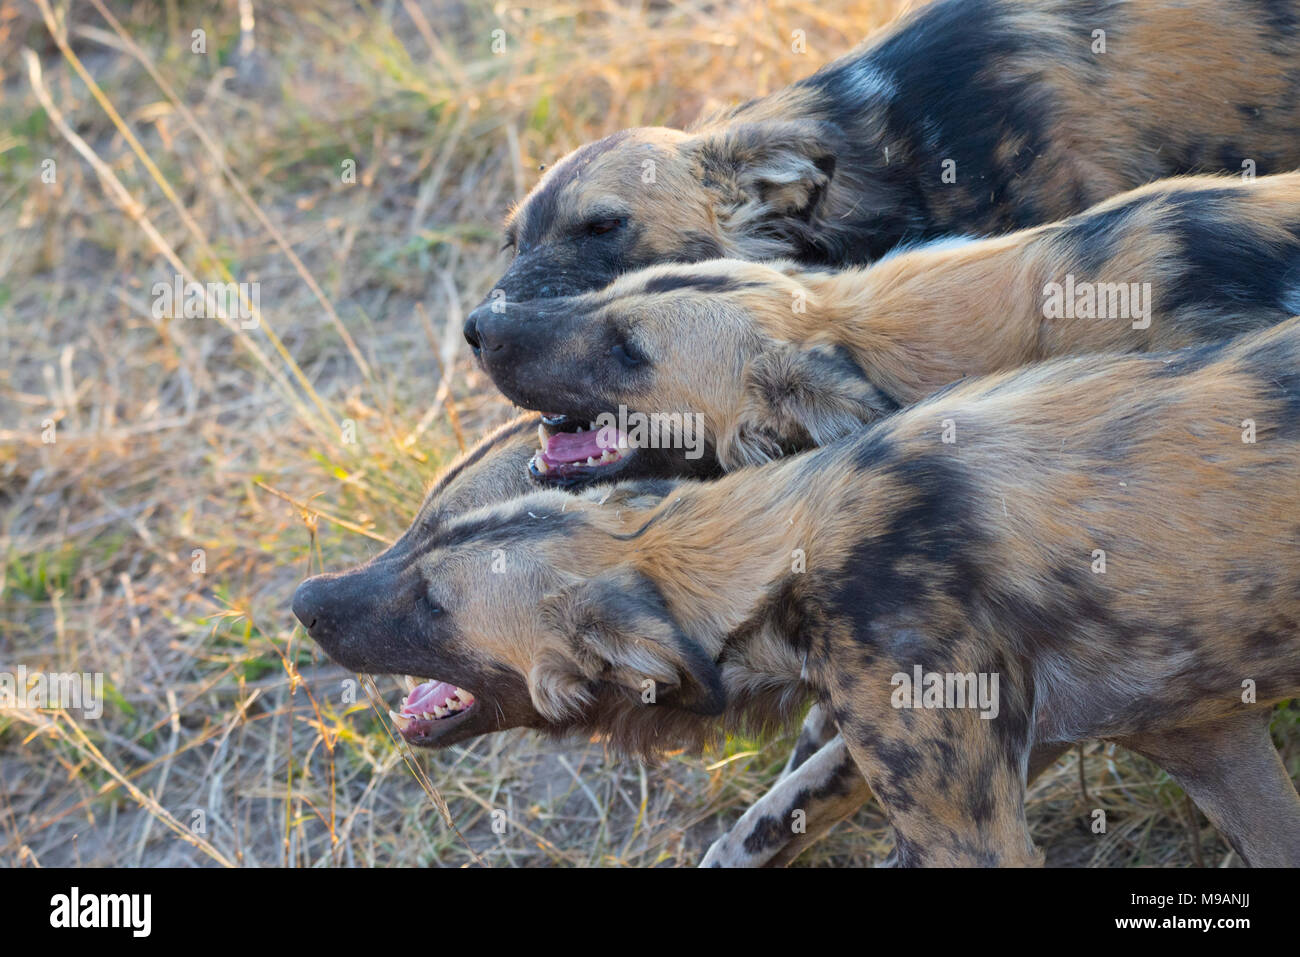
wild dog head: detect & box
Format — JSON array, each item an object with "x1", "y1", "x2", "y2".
[
  {"x1": 289, "y1": 417, "x2": 549, "y2": 735},
  {"x1": 462, "y1": 120, "x2": 846, "y2": 349},
  {"x1": 295, "y1": 479, "x2": 734, "y2": 757},
  {"x1": 473, "y1": 259, "x2": 896, "y2": 487},
  {"x1": 293, "y1": 415, "x2": 714, "y2": 750},
  {"x1": 293, "y1": 416, "x2": 543, "y2": 747}
]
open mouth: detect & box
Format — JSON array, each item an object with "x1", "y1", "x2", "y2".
[
  {"x1": 389, "y1": 678, "x2": 478, "y2": 744},
  {"x1": 529, "y1": 414, "x2": 635, "y2": 485}
]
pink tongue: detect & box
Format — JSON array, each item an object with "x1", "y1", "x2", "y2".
[
  {"x1": 402, "y1": 680, "x2": 457, "y2": 716},
  {"x1": 542, "y1": 429, "x2": 616, "y2": 465}
]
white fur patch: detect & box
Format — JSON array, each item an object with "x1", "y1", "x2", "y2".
[
  {"x1": 841, "y1": 64, "x2": 897, "y2": 103},
  {"x1": 873, "y1": 233, "x2": 980, "y2": 265}
]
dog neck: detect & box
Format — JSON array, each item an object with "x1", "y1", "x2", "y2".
[
  {"x1": 595, "y1": 445, "x2": 877, "y2": 660},
  {"x1": 775, "y1": 233, "x2": 1046, "y2": 405}
]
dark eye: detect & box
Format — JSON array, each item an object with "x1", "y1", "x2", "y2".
[
  {"x1": 586, "y1": 218, "x2": 624, "y2": 237},
  {"x1": 422, "y1": 594, "x2": 445, "y2": 615},
  {"x1": 611, "y1": 340, "x2": 644, "y2": 368}
]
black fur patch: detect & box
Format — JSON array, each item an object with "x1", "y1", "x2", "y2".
[
  {"x1": 1150, "y1": 338, "x2": 1229, "y2": 377},
  {"x1": 828, "y1": 446, "x2": 985, "y2": 632},
  {"x1": 639, "y1": 273, "x2": 754, "y2": 295},
  {"x1": 893, "y1": 832, "x2": 924, "y2": 867},
  {"x1": 844, "y1": 423, "x2": 898, "y2": 473},
  {"x1": 433, "y1": 503, "x2": 585, "y2": 552},
  {"x1": 741, "y1": 815, "x2": 788, "y2": 854},
  {"x1": 965, "y1": 760, "x2": 997, "y2": 825},
  {"x1": 1242, "y1": 329, "x2": 1300, "y2": 437},
  {"x1": 1249, "y1": 0, "x2": 1300, "y2": 36},
  {"x1": 1158, "y1": 193, "x2": 1300, "y2": 338},
  {"x1": 864, "y1": 0, "x2": 1061, "y2": 233},
  {"x1": 1052, "y1": 195, "x2": 1147, "y2": 276}
]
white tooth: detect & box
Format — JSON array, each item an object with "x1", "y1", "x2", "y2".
[
  {"x1": 575, "y1": 424, "x2": 585, "y2": 432},
  {"x1": 538, "y1": 424, "x2": 548, "y2": 448},
  {"x1": 390, "y1": 711, "x2": 412, "y2": 732},
  {"x1": 402, "y1": 676, "x2": 418, "y2": 692},
  {"x1": 422, "y1": 711, "x2": 436, "y2": 720},
  {"x1": 533, "y1": 455, "x2": 549, "y2": 473},
  {"x1": 587, "y1": 456, "x2": 597, "y2": 465},
  {"x1": 433, "y1": 704, "x2": 449, "y2": 718}
]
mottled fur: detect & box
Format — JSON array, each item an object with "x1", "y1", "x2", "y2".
[
  {"x1": 466, "y1": 0, "x2": 1300, "y2": 330},
  {"x1": 298, "y1": 318, "x2": 1300, "y2": 865},
  {"x1": 476, "y1": 172, "x2": 1300, "y2": 478}
]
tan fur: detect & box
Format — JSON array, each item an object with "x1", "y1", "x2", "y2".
[
  {"x1": 479, "y1": 172, "x2": 1300, "y2": 477},
  {"x1": 309, "y1": 316, "x2": 1300, "y2": 863},
  {"x1": 481, "y1": 0, "x2": 1300, "y2": 311},
  {"x1": 413, "y1": 414, "x2": 541, "y2": 519}
]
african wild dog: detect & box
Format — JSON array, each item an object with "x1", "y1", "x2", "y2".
[
  {"x1": 473, "y1": 173, "x2": 1300, "y2": 485},
  {"x1": 329, "y1": 411, "x2": 1164, "y2": 866},
  {"x1": 296, "y1": 316, "x2": 1300, "y2": 865},
  {"x1": 297, "y1": 426, "x2": 1286, "y2": 866},
  {"x1": 463, "y1": 0, "x2": 1300, "y2": 343}
]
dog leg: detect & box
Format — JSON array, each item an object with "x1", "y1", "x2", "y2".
[
  {"x1": 779, "y1": 702, "x2": 841, "y2": 779},
  {"x1": 1114, "y1": 709, "x2": 1300, "y2": 867},
  {"x1": 703, "y1": 731, "x2": 1072, "y2": 867},
  {"x1": 701, "y1": 702, "x2": 862, "y2": 867},
  {"x1": 770, "y1": 739, "x2": 1073, "y2": 867},
  {"x1": 702, "y1": 734, "x2": 867, "y2": 867},
  {"x1": 826, "y1": 649, "x2": 1040, "y2": 867}
]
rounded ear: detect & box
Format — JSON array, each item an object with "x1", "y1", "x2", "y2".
[
  {"x1": 721, "y1": 343, "x2": 899, "y2": 469},
  {"x1": 538, "y1": 567, "x2": 725, "y2": 717},
  {"x1": 688, "y1": 120, "x2": 843, "y2": 256}
]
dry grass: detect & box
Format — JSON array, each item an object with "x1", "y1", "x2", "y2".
[{"x1": 1, "y1": 0, "x2": 1295, "y2": 868}]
